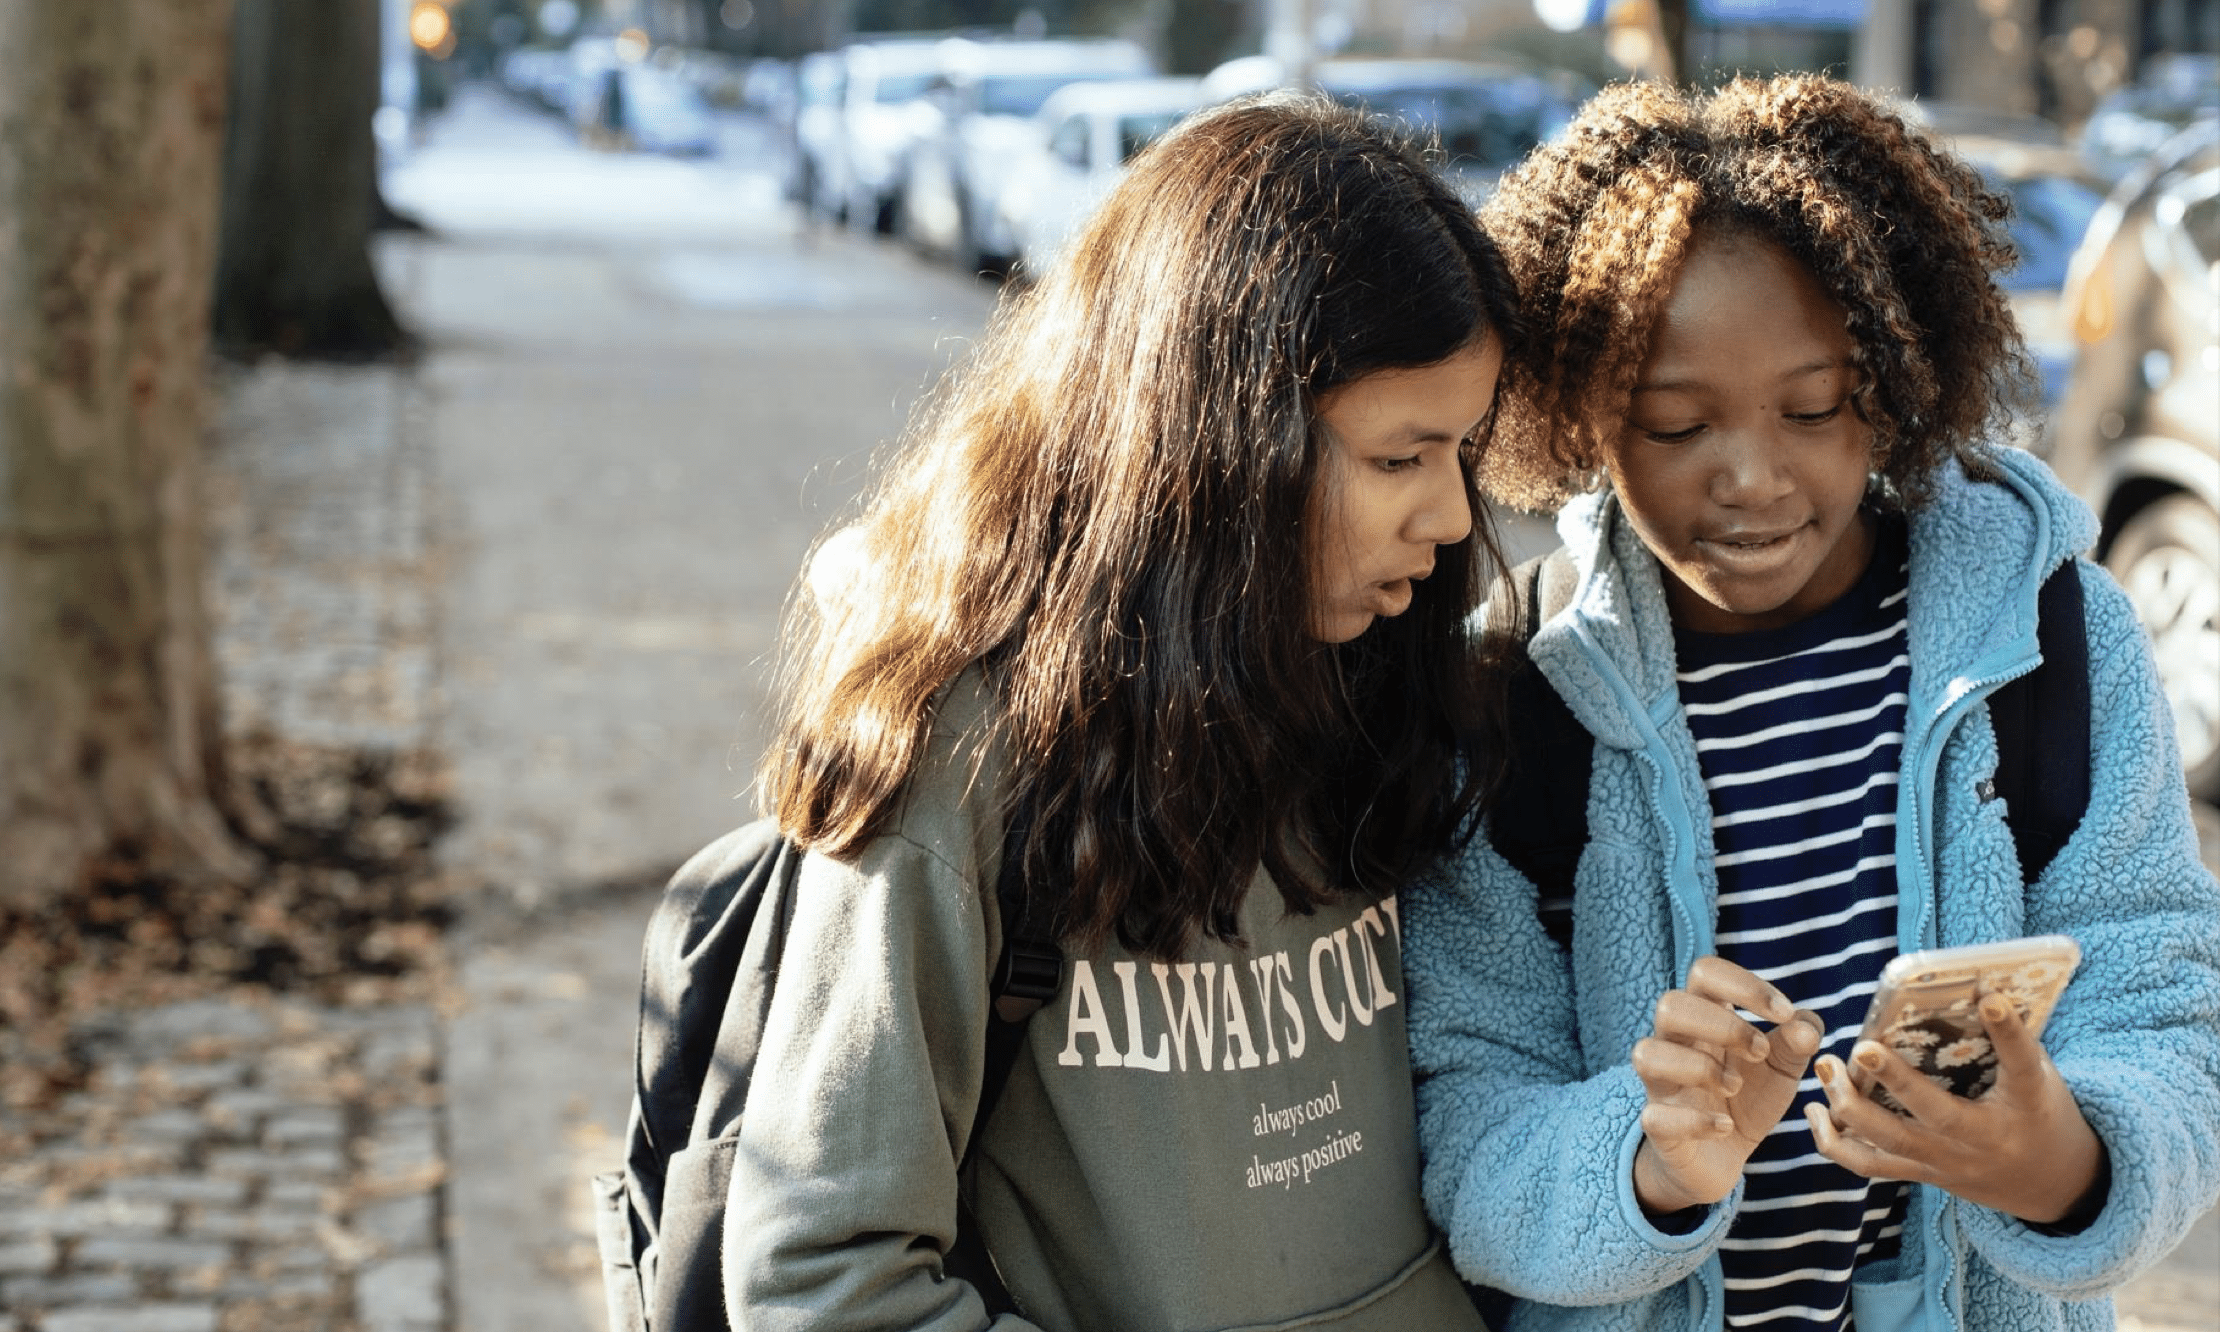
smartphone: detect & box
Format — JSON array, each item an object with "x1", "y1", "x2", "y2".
[{"x1": 1849, "y1": 935, "x2": 2081, "y2": 1113}]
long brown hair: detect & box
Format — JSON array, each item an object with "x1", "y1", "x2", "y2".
[{"x1": 759, "y1": 93, "x2": 1520, "y2": 959}]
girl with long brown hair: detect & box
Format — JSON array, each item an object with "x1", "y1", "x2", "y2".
[{"x1": 705, "y1": 92, "x2": 1518, "y2": 1330}]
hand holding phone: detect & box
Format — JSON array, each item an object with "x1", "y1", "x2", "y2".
[
  {"x1": 1848, "y1": 935, "x2": 2080, "y2": 1112},
  {"x1": 1803, "y1": 936, "x2": 2106, "y2": 1227}
]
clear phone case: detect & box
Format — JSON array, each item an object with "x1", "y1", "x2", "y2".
[{"x1": 1850, "y1": 934, "x2": 2081, "y2": 1113}]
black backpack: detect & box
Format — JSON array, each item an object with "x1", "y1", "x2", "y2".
[
  {"x1": 1481, "y1": 546, "x2": 2090, "y2": 945},
  {"x1": 590, "y1": 813, "x2": 1063, "y2": 1331}
]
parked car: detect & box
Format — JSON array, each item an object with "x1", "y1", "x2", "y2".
[
  {"x1": 901, "y1": 36, "x2": 1156, "y2": 271},
  {"x1": 993, "y1": 77, "x2": 1204, "y2": 280},
  {"x1": 615, "y1": 65, "x2": 719, "y2": 157},
  {"x1": 499, "y1": 47, "x2": 567, "y2": 110},
  {"x1": 743, "y1": 56, "x2": 797, "y2": 121},
  {"x1": 833, "y1": 37, "x2": 951, "y2": 233},
  {"x1": 2046, "y1": 120, "x2": 2220, "y2": 800},
  {"x1": 1199, "y1": 55, "x2": 1586, "y2": 209},
  {"x1": 1894, "y1": 98, "x2": 2069, "y2": 148},
  {"x1": 788, "y1": 49, "x2": 847, "y2": 215},
  {"x1": 2077, "y1": 52, "x2": 2220, "y2": 186},
  {"x1": 1942, "y1": 132, "x2": 2106, "y2": 420},
  {"x1": 559, "y1": 35, "x2": 624, "y2": 130}
]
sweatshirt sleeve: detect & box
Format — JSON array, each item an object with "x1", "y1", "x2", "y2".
[
  {"x1": 1406, "y1": 835, "x2": 1735, "y2": 1305},
  {"x1": 720, "y1": 832, "x2": 1049, "y2": 1331},
  {"x1": 1957, "y1": 561, "x2": 2220, "y2": 1296}
]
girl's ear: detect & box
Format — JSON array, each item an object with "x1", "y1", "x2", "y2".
[{"x1": 1566, "y1": 427, "x2": 1607, "y2": 494}]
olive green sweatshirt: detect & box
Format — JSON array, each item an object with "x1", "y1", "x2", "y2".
[{"x1": 718, "y1": 676, "x2": 1485, "y2": 1331}]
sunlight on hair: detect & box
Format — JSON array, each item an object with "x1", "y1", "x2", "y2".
[{"x1": 804, "y1": 525, "x2": 871, "y2": 612}]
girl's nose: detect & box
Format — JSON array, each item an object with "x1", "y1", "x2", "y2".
[
  {"x1": 1709, "y1": 430, "x2": 1795, "y2": 508},
  {"x1": 1414, "y1": 469, "x2": 1475, "y2": 548}
]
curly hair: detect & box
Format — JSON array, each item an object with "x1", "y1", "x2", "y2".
[
  {"x1": 1476, "y1": 74, "x2": 2035, "y2": 513},
  {"x1": 757, "y1": 93, "x2": 1521, "y2": 960}
]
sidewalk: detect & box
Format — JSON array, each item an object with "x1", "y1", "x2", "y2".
[{"x1": 0, "y1": 363, "x2": 451, "y2": 1332}]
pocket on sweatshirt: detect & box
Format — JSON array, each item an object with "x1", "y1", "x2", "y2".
[{"x1": 1849, "y1": 1269, "x2": 1929, "y2": 1332}]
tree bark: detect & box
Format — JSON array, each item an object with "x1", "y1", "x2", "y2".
[
  {"x1": 212, "y1": 0, "x2": 407, "y2": 360},
  {"x1": 0, "y1": 0, "x2": 258, "y2": 908}
]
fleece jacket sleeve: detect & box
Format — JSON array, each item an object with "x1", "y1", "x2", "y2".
[
  {"x1": 1406, "y1": 838, "x2": 1734, "y2": 1305},
  {"x1": 1956, "y1": 561, "x2": 2220, "y2": 1296},
  {"x1": 719, "y1": 833, "x2": 1048, "y2": 1332}
]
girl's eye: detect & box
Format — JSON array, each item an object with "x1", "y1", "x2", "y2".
[
  {"x1": 1375, "y1": 454, "x2": 1422, "y2": 473},
  {"x1": 1786, "y1": 404, "x2": 1844, "y2": 425},
  {"x1": 1641, "y1": 424, "x2": 1703, "y2": 444}
]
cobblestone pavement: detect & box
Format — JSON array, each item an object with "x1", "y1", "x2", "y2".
[
  {"x1": 205, "y1": 360, "x2": 439, "y2": 754},
  {"x1": 1, "y1": 997, "x2": 445, "y2": 1332},
  {"x1": 0, "y1": 358, "x2": 453, "y2": 1332}
]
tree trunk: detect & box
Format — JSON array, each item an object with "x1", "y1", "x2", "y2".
[
  {"x1": 0, "y1": 0, "x2": 258, "y2": 909},
  {"x1": 1658, "y1": 0, "x2": 1691, "y2": 86},
  {"x1": 212, "y1": 0, "x2": 407, "y2": 360}
]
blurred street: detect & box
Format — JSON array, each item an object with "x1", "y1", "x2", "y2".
[{"x1": 381, "y1": 82, "x2": 1001, "y2": 902}]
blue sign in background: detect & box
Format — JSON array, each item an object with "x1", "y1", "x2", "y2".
[
  {"x1": 1699, "y1": 0, "x2": 1869, "y2": 26},
  {"x1": 1539, "y1": 0, "x2": 1869, "y2": 27}
]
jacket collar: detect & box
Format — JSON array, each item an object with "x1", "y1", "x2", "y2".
[{"x1": 1527, "y1": 448, "x2": 2099, "y2": 751}]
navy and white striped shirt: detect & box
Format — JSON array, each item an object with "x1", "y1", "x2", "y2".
[{"x1": 1673, "y1": 517, "x2": 1912, "y2": 1331}]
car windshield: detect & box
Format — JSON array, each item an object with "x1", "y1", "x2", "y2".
[
  {"x1": 981, "y1": 71, "x2": 1134, "y2": 118},
  {"x1": 1990, "y1": 171, "x2": 2103, "y2": 290},
  {"x1": 1335, "y1": 79, "x2": 1575, "y2": 170},
  {"x1": 1117, "y1": 110, "x2": 1188, "y2": 162}
]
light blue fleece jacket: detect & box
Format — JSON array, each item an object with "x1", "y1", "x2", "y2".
[{"x1": 1407, "y1": 448, "x2": 2220, "y2": 1332}]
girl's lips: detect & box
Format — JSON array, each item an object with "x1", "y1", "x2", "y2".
[
  {"x1": 1367, "y1": 578, "x2": 1416, "y2": 617},
  {"x1": 1706, "y1": 526, "x2": 1799, "y2": 547},
  {"x1": 1696, "y1": 524, "x2": 1807, "y2": 573}
]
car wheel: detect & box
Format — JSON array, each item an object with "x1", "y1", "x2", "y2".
[
  {"x1": 852, "y1": 186, "x2": 899, "y2": 236},
  {"x1": 2105, "y1": 492, "x2": 2220, "y2": 801}
]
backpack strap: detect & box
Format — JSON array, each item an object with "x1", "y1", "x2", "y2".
[
  {"x1": 949, "y1": 801, "x2": 1062, "y2": 1312},
  {"x1": 1990, "y1": 561, "x2": 2091, "y2": 884},
  {"x1": 974, "y1": 800, "x2": 1060, "y2": 1150},
  {"x1": 1482, "y1": 549, "x2": 1591, "y2": 949}
]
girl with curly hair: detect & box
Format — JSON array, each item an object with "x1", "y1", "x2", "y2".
[
  {"x1": 690, "y1": 94, "x2": 1518, "y2": 1330},
  {"x1": 1405, "y1": 74, "x2": 2220, "y2": 1331}
]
